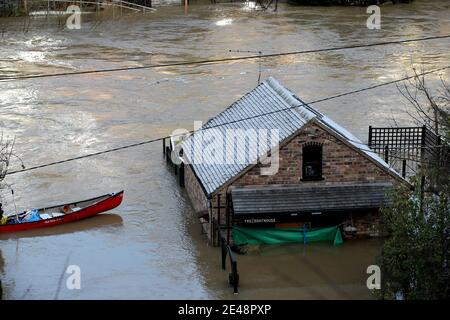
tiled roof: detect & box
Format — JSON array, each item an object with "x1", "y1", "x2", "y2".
[
  {"x1": 231, "y1": 183, "x2": 393, "y2": 215},
  {"x1": 182, "y1": 77, "x2": 403, "y2": 196}
]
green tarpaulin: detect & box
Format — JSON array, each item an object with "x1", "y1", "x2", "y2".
[{"x1": 233, "y1": 225, "x2": 343, "y2": 246}]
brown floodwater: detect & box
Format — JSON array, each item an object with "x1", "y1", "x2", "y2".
[{"x1": 0, "y1": 0, "x2": 449, "y2": 299}]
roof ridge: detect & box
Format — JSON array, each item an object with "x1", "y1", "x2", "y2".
[
  {"x1": 232, "y1": 182, "x2": 394, "y2": 191},
  {"x1": 265, "y1": 77, "x2": 322, "y2": 120},
  {"x1": 182, "y1": 77, "x2": 407, "y2": 196}
]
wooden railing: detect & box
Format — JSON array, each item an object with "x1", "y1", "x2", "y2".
[
  {"x1": 368, "y1": 125, "x2": 446, "y2": 178},
  {"x1": 164, "y1": 136, "x2": 238, "y2": 294},
  {"x1": 108, "y1": 0, "x2": 155, "y2": 12},
  {"x1": 220, "y1": 234, "x2": 239, "y2": 294},
  {"x1": 163, "y1": 137, "x2": 185, "y2": 187},
  {"x1": 23, "y1": 0, "x2": 156, "y2": 13}
]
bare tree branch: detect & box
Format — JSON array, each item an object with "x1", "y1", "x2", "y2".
[
  {"x1": 398, "y1": 67, "x2": 450, "y2": 137},
  {"x1": 0, "y1": 134, "x2": 24, "y2": 205}
]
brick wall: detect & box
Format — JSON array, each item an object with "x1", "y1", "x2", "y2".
[
  {"x1": 232, "y1": 122, "x2": 398, "y2": 187},
  {"x1": 184, "y1": 163, "x2": 209, "y2": 213},
  {"x1": 184, "y1": 121, "x2": 402, "y2": 240},
  {"x1": 0, "y1": 0, "x2": 18, "y2": 16},
  {"x1": 349, "y1": 210, "x2": 382, "y2": 238}
]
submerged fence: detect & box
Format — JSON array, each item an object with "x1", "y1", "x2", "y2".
[
  {"x1": 0, "y1": 0, "x2": 19, "y2": 16},
  {"x1": 0, "y1": 0, "x2": 155, "y2": 16},
  {"x1": 220, "y1": 235, "x2": 239, "y2": 294}
]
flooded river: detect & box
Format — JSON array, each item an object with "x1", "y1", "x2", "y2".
[{"x1": 0, "y1": 0, "x2": 449, "y2": 299}]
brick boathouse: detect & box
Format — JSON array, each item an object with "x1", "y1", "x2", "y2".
[{"x1": 179, "y1": 77, "x2": 407, "y2": 245}]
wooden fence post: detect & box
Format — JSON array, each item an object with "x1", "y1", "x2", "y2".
[
  {"x1": 384, "y1": 145, "x2": 389, "y2": 164},
  {"x1": 420, "y1": 125, "x2": 426, "y2": 162},
  {"x1": 179, "y1": 162, "x2": 185, "y2": 187},
  {"x1": 303, "y1": 223, "x2": 307, "y2": 245},
  {"x1": 221, "y1": 237, "x2": 226, "y2": 270},
  {"x1": 227, "y1": 247, "x2": 239, "y2": 294},
  {"x1": 402, "y1": 159, "x2": 406, "y2": 178},
  {"x1": 226, "y1": 193, "x2": 231, "y2": 245}
]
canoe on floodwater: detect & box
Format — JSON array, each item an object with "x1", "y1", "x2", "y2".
[{"x1": 0, "y1": 191, "x2": 124, "y2": 233}]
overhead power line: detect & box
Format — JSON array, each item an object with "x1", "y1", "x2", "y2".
[
  {"x1": 0, "y1": 35, "x2": 449, "y2": 82},
  {"x1": 5, "y1": 65, "x2": 449, "y2": 176}
]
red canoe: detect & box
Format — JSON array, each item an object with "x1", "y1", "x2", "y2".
[{"x1": 0, "y1": 191, "x2": 124, "y2": 233}]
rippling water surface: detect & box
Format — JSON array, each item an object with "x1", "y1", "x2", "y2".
[{"x1": 0, "y1": 0, "x2": 449, "y2": 299}]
